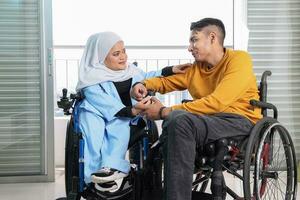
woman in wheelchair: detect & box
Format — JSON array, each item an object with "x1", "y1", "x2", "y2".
[{"x1": 75, "y1": 32, "x2": 191, "y2": 193}]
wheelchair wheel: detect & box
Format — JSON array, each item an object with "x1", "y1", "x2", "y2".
[
  {"x1": 243, "y1": 117, "x2": 297, "y2": 200},
  {"x1": 91, "y1": 120, "x2": 162, "y2": 200},
  {"x1": 65, "y1": 118, "x2": 81, "y2": 200},
  {"x1": 143, "y1": 120, "x2": 164, "y2": 200}
]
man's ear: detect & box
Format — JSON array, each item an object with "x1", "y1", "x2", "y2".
[{"x1": 210, "y1": 32, "x2": 217, "y2": 44}]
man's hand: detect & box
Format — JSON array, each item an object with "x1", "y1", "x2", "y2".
[
  {"x1": 133, "y1": 96, "x2": 152, "y2": 115},
  {"x1": 172, "y1": 63, "x2": 192, "y2": 74},
  {"x1": 130, "y1": 82, "x2": 148, "y2": 101},
  {"x1": 137, "y1": 97, "x2": 172, "y2": 120}
]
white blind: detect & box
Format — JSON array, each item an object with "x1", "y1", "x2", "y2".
[
  {"x1": 0, "y1": 0, "x2": 42, "y2": 175},
  {"x1": 247, "y1": 0, "x2": 300, "y2": 159}
]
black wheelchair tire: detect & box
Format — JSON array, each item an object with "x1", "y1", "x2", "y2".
[
  {"x1": 243, "y1": 117, "x2": 297, "y2": 200},
  {"x1": 144, "y1": 120, "x2": 164, "y2": 197},
  {"x1": 130, "y1": 120, "x2": 164, "y2": 200},
  {"x1": 65, "y1": 118, "x2": 81, "y2": 200},
  {"x1": 243, "y1": 117, "x2": 270, "y2": 199},
  {"x1": 64, "y1": 118, "x2": 163, "y2": 200},
  {"x1": 254, "y1": 121, "x2": 297, "y2": 200}
]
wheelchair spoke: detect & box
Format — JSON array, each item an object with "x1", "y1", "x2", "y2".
[
  {"x1": 262, "y1": 180, "x2": 272, "y2": 199},
  {"x1": 271, "y1": 176, "x2": 285, "y2": 199},
  {"x1": 269, "y1": 179, "x2": 286, "y2": 199},
  {"x1": 272, "y1": 136, "x2": 283, "y2": 168},
  {"x1": 277, "y1": 175, "x2": 288, "y2": 187},
  {"x1": 261, "y1": 170, "x2": 286, "y2": 199}
]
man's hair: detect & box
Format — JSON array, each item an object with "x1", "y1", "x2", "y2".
[{"x1": 190, "y1": 18, "x2": 226, "y2": 45}]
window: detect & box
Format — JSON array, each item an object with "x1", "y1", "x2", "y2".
[
  {"x1": 0, "y1": 0, "x2": 54, "y2": 182},
  {"x1": 247, "y1": 0, "x2": 300, "y2": 159}
]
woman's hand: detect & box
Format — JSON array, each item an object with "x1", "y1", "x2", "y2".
[
  {"x1": 172, "y1": 63, "x2": 192, "y2": 74},
  {"x1": 132, "y1": 96, "x2": 152, "y2": 115},
  {"x1": 130, "y1": 82, "x2": 148, "y2": 101}
]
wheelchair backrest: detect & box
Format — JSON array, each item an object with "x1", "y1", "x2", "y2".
[
  {"x1": 258, "y1": 71, "x2": 271, "y2": 103},
  {"x1": 250, "y1": 70, "x2": 278, "y2": 118}
]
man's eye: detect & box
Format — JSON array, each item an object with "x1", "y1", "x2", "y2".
[{"x1": 113, "y1": 53, "x2": 120, "y2": 56}]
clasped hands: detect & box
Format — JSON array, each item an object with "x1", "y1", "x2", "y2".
[
  {"x1": 131, "y1": 63, "x2": 192, "y2": 119},
  {"x1": 131, "y1": 83, "x2": 171, "y2": 120},
  {"x1": 131, "y1": 84, "x2": 163, "y2": 120}
]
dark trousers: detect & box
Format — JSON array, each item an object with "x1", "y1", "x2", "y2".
[{"x1": 161, "y1": 110, "x2": 253, "y2": 200}]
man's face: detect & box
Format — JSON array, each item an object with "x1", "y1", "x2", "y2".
[
  {"x1": 188, "y1": 30, "x2": 212, "y2": 62},
  {"x1": 104, "y1": 41, "x2": 128, "y2": 71}
]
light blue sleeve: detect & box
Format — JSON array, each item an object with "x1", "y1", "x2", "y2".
[
  {"x1": 143, "y1": 69, "x2": 162, "y2": 79},
  {"x1": 82, "y1": 85, "x2": 124, "y2": 122},
  {"x1": 134, "y1": 67, "x2": 162, "y2": 80}
]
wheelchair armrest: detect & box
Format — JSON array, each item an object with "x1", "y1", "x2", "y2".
[{"x1": 250, "y1": 99, "x2": 278, "y2": 119}]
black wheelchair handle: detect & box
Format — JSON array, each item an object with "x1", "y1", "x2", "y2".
[
  {"x1": 62, "y1": 88, "x2": 68, "y2": 99},
  {"x1": 57, "y1": 88, "x2": 84, "y2": 115},
  {"x1": 250, "y1": 99, "x2": 278, "y2": 119},
  {"x1": 182, "y1": 99, "x2": 193, "y2": 103},
  {"x1": 261, "y1": 70, "x2": 272, "y2": 83},
  {"x1": 260, "y1": 70, "x2": 272, "y2": 112}
]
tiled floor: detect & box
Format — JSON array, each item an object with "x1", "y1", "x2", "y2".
[
  {"x1": 0, "y1": 168, "x2": 66, "y2": 200},
  {"x1": 0, "y1": 169, "x2": 299, "y2": 200}
]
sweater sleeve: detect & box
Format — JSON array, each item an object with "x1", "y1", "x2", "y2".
[
  {"x1": 172, "y1": 52, "x2": 254, "y2": 114},
  {"x1": 143, "y1": 66, "x2": 191, "y2": 94}
]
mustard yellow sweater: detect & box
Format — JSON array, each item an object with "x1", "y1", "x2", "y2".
[{"x1": 144, "y1": 49, "x2": 262, "y2": 124}]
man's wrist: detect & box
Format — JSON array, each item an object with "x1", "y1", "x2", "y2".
[
  {"x1": 159, "y1": 106, "x2": 172, "y2": 120},
  {"x1": 159, "y1": 106, "x2": 166, "y2": 119}
]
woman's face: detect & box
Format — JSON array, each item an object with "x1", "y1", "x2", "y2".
[{"x1": 104, "y1": 41, "x2": 128, "y2": 71}]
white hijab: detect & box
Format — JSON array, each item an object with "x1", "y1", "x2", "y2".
[{"x1": 76, "y1": 32, "x2": 141, "y2": 91}]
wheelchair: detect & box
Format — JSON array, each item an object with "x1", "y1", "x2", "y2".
[
  {"x1": 56, "y1": 88, "x2": 163, "y2": 200},
  {"x1": 57, "y1": 70, "x2": 297, "y2": 200},
  {"x1": 190, "y1": 71, "x2": 298, "y2": 199}
]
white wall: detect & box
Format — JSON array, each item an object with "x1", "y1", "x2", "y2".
[
  {"x1": 54, "y1": 116, "x2": 70, "y2": 167},
  {"x1": 53, "y1": 0, "x2": 249, "y2": 167},
  {"x1": 53, "y1": 0, "x2": 234, "y2": 46}
]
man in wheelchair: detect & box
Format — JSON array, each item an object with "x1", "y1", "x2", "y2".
[{"x1": 132, "y1": 18, "x2": 297, "y2": 200}]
